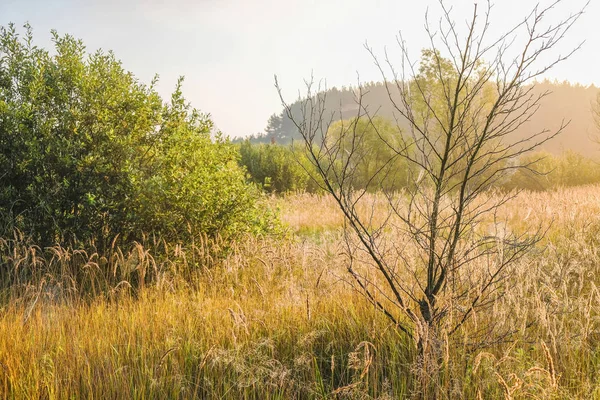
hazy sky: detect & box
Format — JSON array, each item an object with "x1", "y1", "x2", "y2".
[{"x1": 1, "y1": 0, "x2": 597, "y2": 138}]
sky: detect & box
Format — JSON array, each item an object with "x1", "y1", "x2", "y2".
[{"x1": 1, "y1": 0, "x2": 597, "y2": 138}]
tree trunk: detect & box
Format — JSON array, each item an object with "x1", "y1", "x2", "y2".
[{"x1": 415, "y1": 316, "x2": 444, "y2": 400}]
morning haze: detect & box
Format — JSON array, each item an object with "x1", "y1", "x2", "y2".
[{"x1": 2, "y1": 0, "x2": 600, "y2": 398}]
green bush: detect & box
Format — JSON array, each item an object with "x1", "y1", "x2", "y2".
[
  {"x1": 0, "y1": 24, "x2": 275, "y2": 246},
  {"x1": 238, "y1": 140, "x2": 321, "y2": 194},
  {"x1": 502, "y1": 150, "x2": 600, "y2": 191}
]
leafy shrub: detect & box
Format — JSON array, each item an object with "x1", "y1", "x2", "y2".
[
  {"x1": 238, "y1": 140, "x2": 321, "y2": 194},
  {"x1": 502, "y1": 150, "x2": 600, "y2": 191},
  {"x1": 0, "y1": 24, "x2": 274, "y2": 246}
]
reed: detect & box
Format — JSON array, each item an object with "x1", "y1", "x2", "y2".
[{"x1": 1, "y1": 186, "x2": 600, "y2": 398}]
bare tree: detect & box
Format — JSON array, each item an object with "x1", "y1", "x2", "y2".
[{"x1": 276, "y1": 0, "x2": 586, "y2": 396}]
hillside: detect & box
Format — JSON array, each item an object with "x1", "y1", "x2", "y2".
[{"x1": 252, "y1": 81, "x2": 600, "y2": 157}]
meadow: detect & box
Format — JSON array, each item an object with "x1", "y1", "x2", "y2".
[{"x1": 0, "y1": 186, "x2": 599, "y2": 399}]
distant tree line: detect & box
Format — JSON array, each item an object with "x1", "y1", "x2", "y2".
[
  {"x1": 241, "y1": 74, "x2": 600, "y2": 195},
  {"x1": 239, "y1": 117, "x2": 600, "y2": 194}
]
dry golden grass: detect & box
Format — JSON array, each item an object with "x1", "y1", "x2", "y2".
[{"x1": 2, "y1": 185, "x2": 600, "y2": 398}]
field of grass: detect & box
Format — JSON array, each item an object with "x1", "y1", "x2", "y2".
[{"x1": 2, "y1": 186, "x2": 600, "y2": 399}]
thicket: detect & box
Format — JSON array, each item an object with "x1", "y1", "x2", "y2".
[
  {"x1": 0, "y1": 24, "x2": 274, "y2": 248},
  {"x1": 503, "y1": 150, "x2": 600, "y2": 191},
  {"x1": 240, "y1": 117, "x2": 413, "y2": 194},
  {"x1": 237, "y1": 140, "x2": 321, "y2": 194},
  {"x1": 242, "y1": 124, "x2": 600, "y2": 195}
]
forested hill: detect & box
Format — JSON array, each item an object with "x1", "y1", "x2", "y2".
[{"x1": 249, "y1": 81, "x2": 599, "y2": 157}]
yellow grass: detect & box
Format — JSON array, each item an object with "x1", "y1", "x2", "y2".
[{"x1": 2, "y1": 185, "x2": 600, "y2": 398}]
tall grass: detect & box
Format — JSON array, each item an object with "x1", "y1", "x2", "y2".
[{"x1": 2, "y1": 186, "x2": 600, "y2": 398}]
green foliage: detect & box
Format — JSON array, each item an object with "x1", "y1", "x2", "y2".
[
  {"x1": 503, "y1": 150, "x2": 600, "y2": 191},
  {"x1": 409, "y1": 49, "x2": 506, "y2": 192},
  {"x1": 0, "y1": 24, "x2": 274, "y2": 246},
  {"x1": 325, "y1": 116, "x2": 412, "y2": 192},
  {"x1": 238, "y1": 140, "x2": 320, "y2": 194}
]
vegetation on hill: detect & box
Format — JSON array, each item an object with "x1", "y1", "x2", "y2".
[{"x1": 251, "y1": 80, "x2": 599, "y2": 157}]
